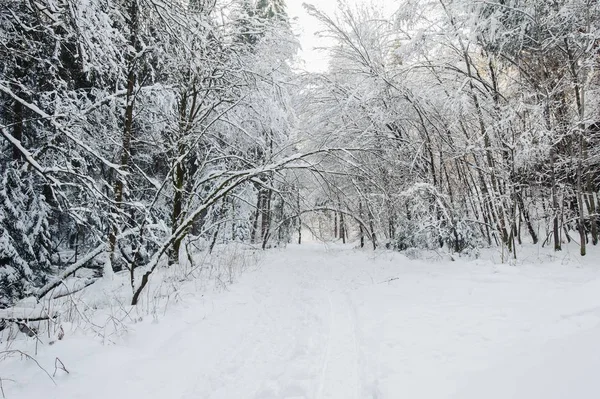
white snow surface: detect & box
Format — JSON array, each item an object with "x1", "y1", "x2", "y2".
[{"x1": 2, "y1": 243, "x2": 600, "y2": 399}]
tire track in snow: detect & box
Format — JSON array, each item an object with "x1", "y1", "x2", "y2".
[{"x1": 316, "y1": 289, "x2": 361, "y2": 399}]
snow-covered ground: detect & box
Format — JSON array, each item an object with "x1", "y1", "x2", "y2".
[{"x1": 2, "y1": 243, "x2": 600, "y2": 399}]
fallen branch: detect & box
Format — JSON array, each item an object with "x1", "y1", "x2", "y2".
[
  {"x1": 52, "y1": 279, "x2": 96, "y2": 299},
  {"x1": 0, "y1": 315, "x2": 55, "y2": 323},
  {"x1": 35, "y1": 243, "x2": 106, "y2": 300},
  {"x1": 0, "y1": 313, "x2": 57, "y2": 336}
]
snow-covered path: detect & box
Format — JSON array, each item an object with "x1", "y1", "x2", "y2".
[{"x1": 3, "y1": 244, "x2": 600, "y2": 399}]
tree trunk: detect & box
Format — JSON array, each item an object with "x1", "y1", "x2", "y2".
[
  {"x1": 576, "y1": 135, "x2": 587, "y2": 256},
  {"x1": 251, "y1": 187, "x2": 262, "y2": 244},
  {"x1": 565, "y1": 38, "x2": 587, "y2": 256},
  {"x1": 297, "y1": 188, "x2": 302, "y2": 244},
  {"x1": 109, "y1": 0, "x2": 139, "y2": 266},
  {"x1": 170, "y1": 149, "x2": 185, "y2": 264},
  {"x1": 517, "y1": 192, "x2": 538, "y2": 244},
  {"x1": 586, "y1": 177, "x2": 598, "y2": 245},
  {"x1": 12, "y1": 98, "x2": 23, "y2": 161},
  {"x1": 333, "y1": 210, "x2": 338, "y2": 239},
  {"x1": 550, "y1": 148, "x2": 561, "y2": 251},
  {"x1": 359, "y1": 202, "x2": 365, "y2": 248},
  {"x1": 339, "y1": 211, "x2": 346, "y2": 244},
  {"x1": 367, "y1": 205, "x2": 377, "y2": 250},
  {"x1": 261, "y1": 187, "x2": 272, "y2": 250}
]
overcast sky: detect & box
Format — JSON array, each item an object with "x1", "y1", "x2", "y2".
[
  {"x1": 286, "y1": 0, "x2": 338, "y2": 72},
  {"x1": 286, "y1": 0, "x2": 397, "y2": 72}
]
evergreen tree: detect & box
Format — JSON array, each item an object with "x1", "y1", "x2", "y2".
[
  {"x1": 0, "y1": 169, "x2": 53, "y2": 307},
  {"x1": 235, "y1": 0, "x2": 261, "y2": 46},
  {"x1": 256, "y1": 0, "x2": 287, "y2": 21}
]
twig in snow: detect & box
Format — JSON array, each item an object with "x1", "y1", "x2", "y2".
[
  {"x1": 0, "y1": 377, "x2": 16, "y2": 399},
  {"x1": 0, "y1": 350, "x2": 55, "y2": 385},
  {"x1": 53, "y1": 358, "x2": 69, "y2": 377},
  {"x1": 0, "y1": 377, "x2": 7, "y2": 398}
]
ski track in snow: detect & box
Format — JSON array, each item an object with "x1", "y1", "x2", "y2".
[
  {"x1": 317, "y1": 288, "x2": 360, "y2": 399},
  {"x1": 2, "y1": 243, "x2": 600, "y2": 399}
]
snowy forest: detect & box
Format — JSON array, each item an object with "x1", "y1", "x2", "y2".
[
  {"x1": 1, "y1": 0, "x2": 600, "y2": 397},
  {"x1": 2, "y1": 0, "x2": 599, "y2": 308}
]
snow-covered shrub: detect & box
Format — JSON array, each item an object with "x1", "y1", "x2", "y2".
[
  {"x1": 393, "y1": 218, "x2": 421, "y2": 251},
  {"x1": 392, "y1": 183, "x2": 482, "y2": 254},
  {"x1": 0, "y1": 169, "x2": 54, "y2": 307},
  {"x1": 438, "y1": 217, "x2": 483, "y2": 255}
]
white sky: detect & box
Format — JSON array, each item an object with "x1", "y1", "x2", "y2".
[
  {"x1": 286, "y1": 0, "x2": 338, "y2": 72},
  {"x1": 286, "y1": 0, "x2": 397, "y2": 72}
]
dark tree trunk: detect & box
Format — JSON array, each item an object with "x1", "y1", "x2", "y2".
[
  {"x1": 109, "y1": 0, "x2": 139, "y2": 267},
  {"x1": 297, "y1": 188, "x2": 302, "y2": 244},
  {"x1": 251, "y1": 188, "x2": 262, "y2": 244},
  {"x1": 340, "y1": 211, "x2": 346, "y2": 244},
  {"x1": 170, "y1": 150, "x2": 185, "y2": 264},
  {"x1": 333, "y1": 210, "x2": 338, "y2": 239},
  {"x1": 261, "y1": 187, "x2": 272, "y2": 250},
  {"x1": 12, "y1": 98, "x2": 23, "y2": 161},
  {"x1": 550, "y1": 148, "x2": 561, "y2": 251},
  {"x1": 359, "y1": 202, "x2": 365, "y2": 248},
  {"x1": 517, "y1": 192, "x2": 538, "y2": 244}
]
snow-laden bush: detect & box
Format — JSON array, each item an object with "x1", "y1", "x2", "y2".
[
  {"x1": 392, "y1": 183, "x2": 483, "y2": 254},
  {"x1": 0, "y1": 168, "x2": 54, "y2": 308}
]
